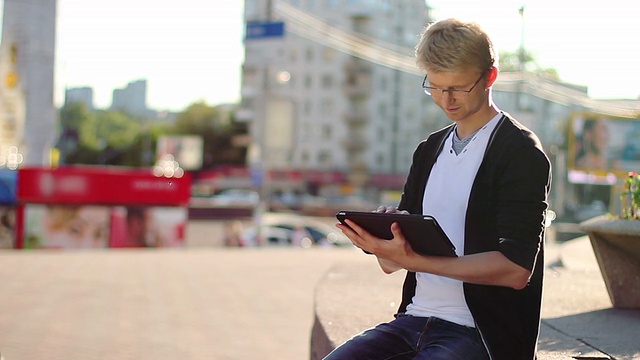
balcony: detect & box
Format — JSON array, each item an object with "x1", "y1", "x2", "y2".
[
  {"x1": 344, "y1": 60, "x2": 372, "y2": 75},
  {"x1": 343, "y1": 76, "x2": 372, "y2": 98},
  {"x1": 341, "y1": 137, "x2": 368, "y2": 152},
  {"x1": 342, "y1": 110, "x2": 370, "y2": 126}
]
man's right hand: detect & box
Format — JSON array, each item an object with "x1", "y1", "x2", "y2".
[{"x1": 376, "y1": 205, "x2": 409, "y2": 214}]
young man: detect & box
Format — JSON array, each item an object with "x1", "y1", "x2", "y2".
[{"x1": 328, "y1": 18, "x2": 551, "y2": 359}]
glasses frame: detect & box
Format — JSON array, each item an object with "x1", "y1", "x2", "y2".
[{"x1": 422, "y1": 72, "x2": 486, "y2": 96}]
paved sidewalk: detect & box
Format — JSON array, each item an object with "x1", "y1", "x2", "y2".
[
  {"x1": 539, "y1": 237, "x2": 640, "y2": 359},
  {"x1": 0, "y1": 232, "x2": 638, "y2": 359},
  {"x1": 0, "y1": 246, "x2": 367, "y2": 360}
]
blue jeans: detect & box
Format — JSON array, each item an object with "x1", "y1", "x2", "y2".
[{"x1": 323, "y1": 314, "x2": 489, "y2": 360}]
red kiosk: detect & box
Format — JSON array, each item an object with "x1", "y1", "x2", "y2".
[{"x1": 16, "y1": 166, "x2": 192, "y2": 249}]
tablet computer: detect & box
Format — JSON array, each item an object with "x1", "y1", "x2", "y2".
[{"x1": 335, "y1": 210, "x2": 457, "y2": 257}]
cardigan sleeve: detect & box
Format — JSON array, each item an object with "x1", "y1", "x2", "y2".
[{"x1": 494, "y1": 135, "x2": 551, "y2": 271}]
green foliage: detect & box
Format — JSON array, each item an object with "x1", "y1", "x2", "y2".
[
  {"x1": 56, "y1": 100, "x2": 247, "y2": 169},
  {"x1": 171, "y1": 102, "x2": 246, "y2": 168},
  {"x1": 498, "y1": 49, "x2": 559, "y2": 80},
  {"x1": 95, "y1": 110, "x2": 141, "y2": 149},
  {"x1": 60, "y1": 102, "x2": 95, "y2": 129},
  {"x1": 621, "y1": 172, "x2": 640, "y2": 220},
  {"x1": 173, "y1": 101, "x2": 232, "y2": 133}
]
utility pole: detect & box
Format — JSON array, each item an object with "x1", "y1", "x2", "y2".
[{"x1": 518, "y1": 5, "x2": 526, "y2": 72}]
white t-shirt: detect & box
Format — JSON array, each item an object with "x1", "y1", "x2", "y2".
[{"x1": 405, "y1": 113, "x2": 502, "y2": 327}]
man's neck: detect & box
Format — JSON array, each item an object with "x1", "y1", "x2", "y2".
[{"x1": 455, "y1": 105, "x2": 499, "y2": 139}]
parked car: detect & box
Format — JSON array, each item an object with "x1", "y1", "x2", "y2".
[
  {"x1": 243, "y1": 213, "x2": 351, "y2": 248},
  {"x1": 209, "y1": 189, "x2": 260, "y2": 207}
]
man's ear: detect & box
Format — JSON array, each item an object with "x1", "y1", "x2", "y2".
[{"x1": 486, "y1": 67, "x2": 498, "y2": 87}]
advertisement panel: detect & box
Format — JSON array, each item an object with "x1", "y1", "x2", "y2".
[
  {"x1": 110, "y1": 206, "x2": 186, "y2": 248},
  {"x1": 22, "y1": 203, "x2": 187, "y2": 249},
  {"x1": 24, "y1": 204, "x2": 111, "y2": 249},
  {"x1": 0, "y1": 206, "x2": 16, "y2": 249},
  {"x1": 16, "y1": 166, "x2": 191, "y2": 249},
  {"x1": 0, "y1": 170, "x2": 18, "y2": 248},
  {"x1": 18, "y1": 166, "x2": 191, "y2": 206},
  {"x1": 569, "y1": 112, "x2": 640, "y2": 180}
]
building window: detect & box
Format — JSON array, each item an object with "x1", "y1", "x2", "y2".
[
  {"x1": 378, "y1": 102, "x2": 387, "y2": 118},
  {"x1": 318, "y1": 151, "x2": 331, "y2": 165},
  {"x1": 306, "y1": 47, "x2": 314, "y2": 62},
  {"x1": 304, "y1": 100, "x2": 312, "y2": 115},
  {"x1": 380, "y1": 76, "x2": 388, "y2": 90},
  {"x1": 304, "y1": 74, "x2": 313, "y2": 89},
  {"x1": 327, "y1": 0, "x2": 340, "y2": 7},
  {"x1": 323, "y1": 47, "x2": 336, "y2": 60},
  {"x1": 320, "y1": 98, "x2": 333, "y2": 115},
  {"x1": 321, "y1": 124, "x2": 332, "y2": 140},
  {"x1": 321, "y1": 74, "x2": 333, "y2": 89}
]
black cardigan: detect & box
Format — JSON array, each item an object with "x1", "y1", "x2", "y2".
[{"x1": 397, "y1": 114, "x2": 551, "y2": 360}]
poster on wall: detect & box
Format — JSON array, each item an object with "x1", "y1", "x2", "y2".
[
  {"x1": 110, "y1": 206, "x2": 187, "y2": 248},
  {"x1": 23, "y1": 205, "x2": 187, "y2": 249},
  {"x1": 0, "y1": 206, "x2": 16, "y2": 249},
  {"x1": 24, "y1": 204, "x2": 111, "y2": 249},
  {"x1": 569, "y1": 112, "x2": 640, "y2": 182}
]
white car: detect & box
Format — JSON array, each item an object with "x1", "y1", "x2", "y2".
[
  {"x1": 209, "y1": 189, "x2": 260, "y2": 207},
  {"x1": 244, "y1": 213, "x2": 351, "y2": 248}
]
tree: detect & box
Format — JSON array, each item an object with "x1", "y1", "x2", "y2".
[
  {"x1": 172, "y1": 102, "x2": 247, "y2": 169},
  {"x1": 57, "y1": 103, "x2": 147, "y2": 166},
  {"x1": 499, "y1": 50, "x2": 559, "y2": 80},
  {"x1": 56, "y1": 101, "x2": 247, "y2": 168}
]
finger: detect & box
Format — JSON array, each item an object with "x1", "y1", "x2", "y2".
[{"x1": 390, "y1": 222, "x2": 404, "y2": 239}]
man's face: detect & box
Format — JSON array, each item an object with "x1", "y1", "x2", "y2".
[{"x1": 425, "y1": 68, "x2": 488, "y2": 123}]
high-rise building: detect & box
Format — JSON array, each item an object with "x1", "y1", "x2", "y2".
[
  {"x1": 240, "y1": 0, "x2": 433, "y2": 198},
  {"x1": 0, "y1": 0, "x2": 57, "y2": 166},
  {"x1": 65, "y1": 87, "x2": 94, "y2": 110},
  {"x1": 111, "y1": 79, "x2": 150, "y2": 117}
]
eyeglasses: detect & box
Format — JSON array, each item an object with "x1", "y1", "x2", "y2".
[{"x1": 422, "y1": 72, "x2": 485, "y2": 96}]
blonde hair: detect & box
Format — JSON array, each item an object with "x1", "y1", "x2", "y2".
[{"x1": 415, "y1": 18, "x2": 497, "y2": 73}]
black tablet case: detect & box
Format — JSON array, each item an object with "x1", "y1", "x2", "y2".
[{"x1": 336, "y1": 211, "x2": 457, "y2": 257}]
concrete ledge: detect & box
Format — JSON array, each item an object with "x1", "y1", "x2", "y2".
[
  {"x1": 310, "y1": 260, "x2": 404, "y2": 359},
  {"x1": 310, "y1": 256, "x2": 615, "y2": 360}
]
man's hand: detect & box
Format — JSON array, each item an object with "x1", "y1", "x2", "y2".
[
  {"x1": 336, "y1": 217, "x2": 415, "y2": 268},
  {"x1": 375, "y1": 205, "x2": 409, "y2": 214}
]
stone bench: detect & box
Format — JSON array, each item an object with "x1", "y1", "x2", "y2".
[{"x1": 310, "y1": 259, "x2": 613, "y2": 360}]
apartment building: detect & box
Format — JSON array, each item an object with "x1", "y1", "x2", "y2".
[{"x1": 239, "y1": 0, "x2": 435, "y2": 199}]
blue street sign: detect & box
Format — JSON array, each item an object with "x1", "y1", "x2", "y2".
[{"x1": 245, "y1": 21, "x2": 285, "y2": 40}]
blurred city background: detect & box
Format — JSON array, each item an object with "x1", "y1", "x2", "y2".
[{"x1": 0, "y1": 0, "x2": 639, "y2": 250}]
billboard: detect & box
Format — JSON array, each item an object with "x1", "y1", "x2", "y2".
[
  {"x1": 569, "y1": 112, "x2": 640, "y2": 179},
  {"x1": 22, "y1": 204, "x2": 187, "y2": 249},
  {"x1": 156, "y1": 135, "x2": 203, "y2": 171}
]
